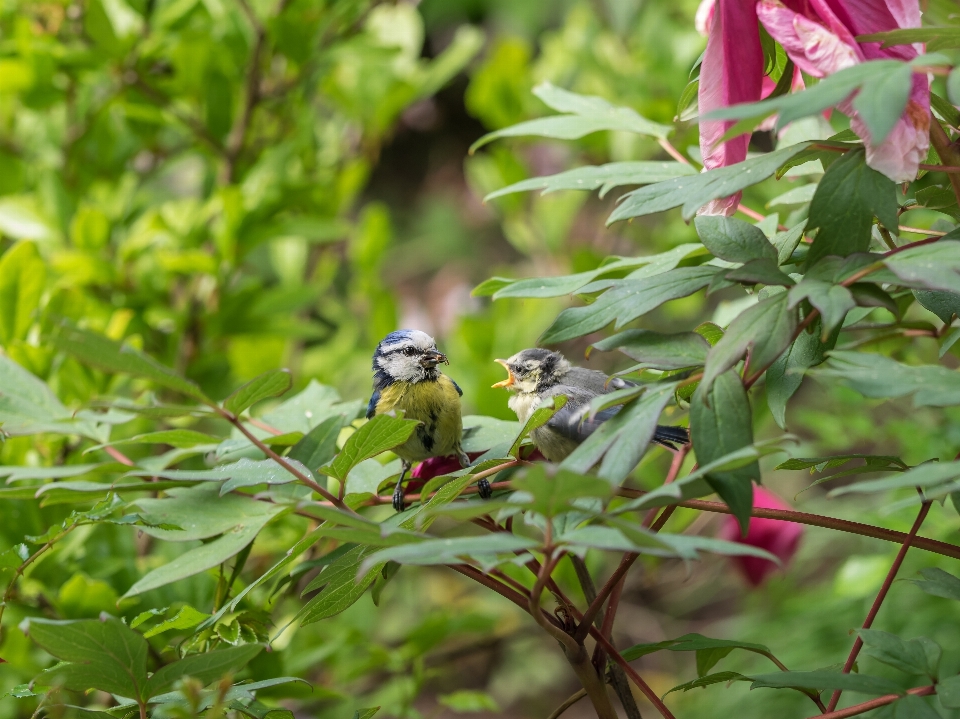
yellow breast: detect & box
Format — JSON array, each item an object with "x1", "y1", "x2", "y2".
[{"x1": 374, "y1": 376, "x2": 464, "y2": 462}]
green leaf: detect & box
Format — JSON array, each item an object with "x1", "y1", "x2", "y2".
[
  {"x1": 664, "y1": 671, "x2": 751, "y2": 696},
  {"x1": 560, "y1": 383, "x2": 678, "y2": 483},
  {"x1": 908, "y1": 567, "x2": 960, "y2": 601},
  {"x1": 884, "y1": 238, "x2": 960, "y2": 292},
  {"x1": 806, "y1": 148, "x2": 898, "y2": 267},
  {"x1": 859, "y1": 630, "x2": 939, "y2": 679},
  {"x1": 142, "y1": 605, "x2": 210, "y2": 638},
  {"x1": 26, "y1": 617, "x2": 148, "y2": 700},
  {"x1": 766, "y1": 317, "x2": 834, "y2": 429},
  {"x1": 490, "y1": 244, "x2": 704, "y2": 300},
  {"x1": 691, "y1": 371, "x2": 758, "y2": 534},
  {"x1": 702, "y1": 291, "x2": 798, "y2": 392},
  {"x1": 287, "y1": 415, "x2": 344, "y2": 475},
  {"x1": 0, "y1": 241, "x2": 45, "y2": 344},
  {"x1": 852, "y1": 63, "x2": 912, "y2": 144},
  {"x1": 857, "y1": 27, "x2": 960, "y2": 51},
  {"x1": 54, "y1": 325, "x2": 209, "y2": 402},
  {"x1": 352, "y1": 709, "x2": 380, "y2": 719},
  {"x1": 621, "y1": 633, "x2": 773, "y2": 665},
  {"x1": 223, "y1": 369, "x2": 293, "y2": 415},
  {"x1": 767, "y1": 184, "x2": 817, "y2": 207},
  {"x1": 144, "y1": 645, "x2": 262, "y2": 699},
  {"x1": 748, "y1": 670, "x2": 901, "y2": 695},
  {"x1": 508, "y1": 394, "x2": 566, "y2": 457},
  {"x1": 540, "y1": 266, "x2": 719, "y2": 343},
  {"x1": 949, "y1": 68, "x2": 960, "y2": 106},
  {"x1": 609, "y1": 144, "x2": 812, "y2": 223},
  {"x1": 937, "y1": 674, "x2": 960, "y2": 707},
  {"x1": 360, "y1": 534, "x2": 538, "y2": 575},
  {"x1": 0, "y1": 356, "x2": 101, "y2": 438},
  {"x1": 788, "y1": 281, "x2": 855, "y2": 335},
  {"x1": 511, "y1": 465, "x2": 611, "y2": 517},
  {"x1": 90, "y1": 430, "x2": 220, "y2": 451},
  {"x1": 589, "y1": 330, "x2": 710, "y2": 369},
  {"x1": 437, "y1": 690, "x2": 500, "y2": 713},
  {"x1": 814, "y1": 351, "x2": 960, "y2": 407},
  {"x1": 122, "y1": 519, "x2": 276, "y2": 598},
  {"x1": 485, "y1": 161, "x2": 696, "y2": 201},
  {"x1": 470, "y1": 82, "x2": 671, "y2": 152},
  {"x1": 913, "y1": 290, "x2": 960, "y2": 324},
  {"x1": 298, "y1": 545, "x2": 382, "y2": 625},
  {"x1": 321, "y1": 414, "x2": 420, "y2": 481},
  {"x1": 829, "y1": 461, "x2": 960, "y2": 497},
  {"x1": 694, "y1": 216, "x2": 778, "y2": 263},
  {"x1": 725, "y1": 258, "x2": 796, "y2": 287}
]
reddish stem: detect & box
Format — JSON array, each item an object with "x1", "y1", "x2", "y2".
[
  {"x1": 104, "y1": 446, "x2": 135, "y2": 466},
  {"x1": 593, "y1": 630, "x2": 678, "y2": 719},
  {"x1": 825, "y1": 500, "x2": 932, "y2": 713},
  {"x1": 812, "y1": 686, "x2": 935, "y2": 719}
]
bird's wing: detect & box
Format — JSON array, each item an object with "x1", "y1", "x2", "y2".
[
  {"x1": 365, "y1": 389, "x2": 381, "y2": 419},
  {"x1": 547, "y1": 402, "x2": 619, "y2": 442},
  {"x1": 449, "y1": 377, "x2": 464, "y2": 397}
]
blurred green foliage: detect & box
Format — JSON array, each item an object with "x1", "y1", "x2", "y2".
[{"x1": 2, "y1": 0, "x2": 960, "y2": 718}]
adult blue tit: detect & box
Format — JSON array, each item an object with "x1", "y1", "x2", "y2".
[
  {"x1": 492, "y1": 348, "x2": 689, "y2": 462},
  {"x1": 368, "y1": 329, "x2": 489, "y2": 511}
]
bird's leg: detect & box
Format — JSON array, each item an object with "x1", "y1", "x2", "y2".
[
  {"x1": 460, "y1": 448, "x2": 491, "y2": 500},
  {"x1": 392, "y1": 460, "x2": 412, "y2": 513}
]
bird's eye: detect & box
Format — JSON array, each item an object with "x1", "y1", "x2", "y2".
[{"x1": 402, "y1": 347, "x2": 418, "y2": 356}]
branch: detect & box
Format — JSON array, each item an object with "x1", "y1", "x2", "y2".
[
  {"x1": 929, "y1": 116, "x2": 960, "y2": 206},
  {"x1": 614, "y1": 492, "x2": 960, "y2": 561},
  {"x1": 826, "y1": 498, "x2": 932, "y2": 712},
  {"x1": 593, "y1": 631, "x2": 677, "y2": 719},
  {"x1": 530, "y1": 553, "x2": 580, "y2": 651},
  {"x1": 574, "y1": 552, "x2": 637, "y2": 642},
  {"x1": 546, "y1": 689, "x2": 588, "y2": 719},
  {"x1": 811, "y1": 685, "x2": 935, "y2": 719}
]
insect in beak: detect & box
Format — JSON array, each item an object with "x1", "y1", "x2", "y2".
[
  {"x1": 421, "y1": 350, "x2": 448, "y2": 368},
  {"x1": 491, "y1": 359, "x2": 515, "y2": 388}
]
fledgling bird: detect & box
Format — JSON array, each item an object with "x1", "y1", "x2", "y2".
[
  {"x1": 492, "y1": 348, "x2": 690, "y2": 462},
  {"x1": 368, "y1": 329, "x2": 489, "y2": 511}
]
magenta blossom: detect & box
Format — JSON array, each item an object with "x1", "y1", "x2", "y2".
[
  {"x1": 718, "y1": 485, "x2": 804, "y2": 586},
  {"x1": 697, "y1": 0, "x2": 929, "y2": 215}
]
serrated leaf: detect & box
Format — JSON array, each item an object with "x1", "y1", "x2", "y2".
[
  {"x1": 806, "y1": 148, "x2": 898, "y2": 267},
  {"x1": 485, "y1": 161, "x2": 696, "y2": 201},
  {"x1": 695, "y1": 216, "x2": 778, "y2": 263},
  {"x1": 540, "y1": 266, "x2": 719, "y2": 343},
  {"x1": 609, "y1": 144, "x2": 812, "y2": 223},
  {"x1": 664, "y1": 671, "x2": 751, "y2": 696},
  {"x1": 321, "y1": 414, "x2": 420, "y2": 481},
  {"x1": 223, "y1": 369, "x2": 292, "y2": 415},
  {"x1": 590, "y1": 330, "x2": 710, "y2": 369},
  {"x1": 54, "y1": 324, "x2": 208, "y2": 401},
  {"x1": 691, "y1": 371, "x2": 758, "y2": 534}
]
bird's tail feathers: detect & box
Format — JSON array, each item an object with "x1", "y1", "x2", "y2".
[{"x1": 652, "y1": 424, "x2": 690, "y2": 449}]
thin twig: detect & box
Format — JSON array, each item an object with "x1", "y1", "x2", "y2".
[
  {"x1": 593, "y1": 631, "x2": 677, "y2": 719},
  {"x1": 574, "y1": 552, "x2": 637, "y2": 643},
  {"x1": 104, "y1": 445, "x2": 135, "y2": 466},
  {"x1": 546, "y1": 689, "x2": 588, "y2": 719},
  {"x1": 928, "y1": 117, "x2": 960, "y2": 206},
  {"x1": 657, "y1": 138, "x2": 693, "y2": 166},
  {"x1": 918, "y1": 163, "x2": 960, "y2": 173},
  {"x1": 810, "y1": 685, "x2": 935, "y2": 719},
  {"x1": 825, "y1": 499, "x2": 932, "y2": 712}
]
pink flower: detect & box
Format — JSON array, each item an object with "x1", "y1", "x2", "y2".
[
  {"x1": 697, "y1": 0, "x2": 929, "y2": 215},
  {"x1": 718, "y1": 485, "x2": 804, "y2": 586}
]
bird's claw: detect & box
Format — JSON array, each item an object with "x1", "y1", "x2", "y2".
[
  {"x1": 392, "y1": 487, "x2": 405, "y2": 513},
  {"x1": 477, "y1": 478, "x2": 492, "y2": 500}
]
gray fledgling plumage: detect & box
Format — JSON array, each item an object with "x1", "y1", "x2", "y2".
[{"x1": 493, "y1": 348, "x2": 689, "y2": 462}]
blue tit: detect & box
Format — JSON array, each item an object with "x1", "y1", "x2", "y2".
[
  {"x1": 368, "y1": 329, "x2": 490, "y2": 511},
  {"x1": 492, "y1": 348, "x2": 690, "y2": 462}
]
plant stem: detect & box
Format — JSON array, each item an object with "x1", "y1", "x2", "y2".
[
  {"x1": 877, "y1": 225, "x2": 898, "y2": 251},
  {"x1": 0, "y1": 524, "x2": 78, "y2": 630},
  {"x1": 825, "y1": 499, "x2": 932, "y2": 712},
  {"x1": 918, "y1": 163, "x2": 960, "y2": 172},
  {"x1": 593, "y1": 631, "x2": 677, "y2": 719},
  {"x1": 811, "y1": 686, "x2": 935, "y2": 719},
  {"x1": 574, "y1": 552, "x2": 637, "y2": 642},
  {"x1": 658, "y1": 138, "x2": 692, "y2": 166},
  {"x1": 929, "y1": 117, "x2": 960, "y2": 206},
  {"x1": 614, "y1": 492, "x2": 960, "y2": 561},
  {"x1": 547, "y1": 689, "x2": 588, "y2": 719},
  {"x1": 104, "y1": 446, "x2": 135, "y2": 466}
]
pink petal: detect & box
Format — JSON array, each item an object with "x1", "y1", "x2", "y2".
[
  {"x1": 697, "y1": 0, "x2": 764, "y2": 215},
  {"x1": 696, "y1": 0, "x2": 716, "y2": 35},
  {"x1": 718, "y1": 486, "x2": 804, "y2": 586},
  {"x1": 757, "y1": 0, "x2": 861, "y2": 78},
  {"x1": 849, "y1": 73, "x2": 930, "y2": 182}
]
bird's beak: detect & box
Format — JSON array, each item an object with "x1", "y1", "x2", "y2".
[
  {"x1": 421, "y1": 349, "x2": 448, "y2": 368},
  {"x1": 491, "y1": 359, "x2": 515, "y2": 389}
]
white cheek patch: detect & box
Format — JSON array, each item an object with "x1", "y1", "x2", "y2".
[{"x1": 377, "y1": 353, "x2": 423, "y2": 382}]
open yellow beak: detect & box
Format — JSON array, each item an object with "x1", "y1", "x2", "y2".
[{"x1": 491, "y1": 359, "x2": 515, "y2": 389}]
